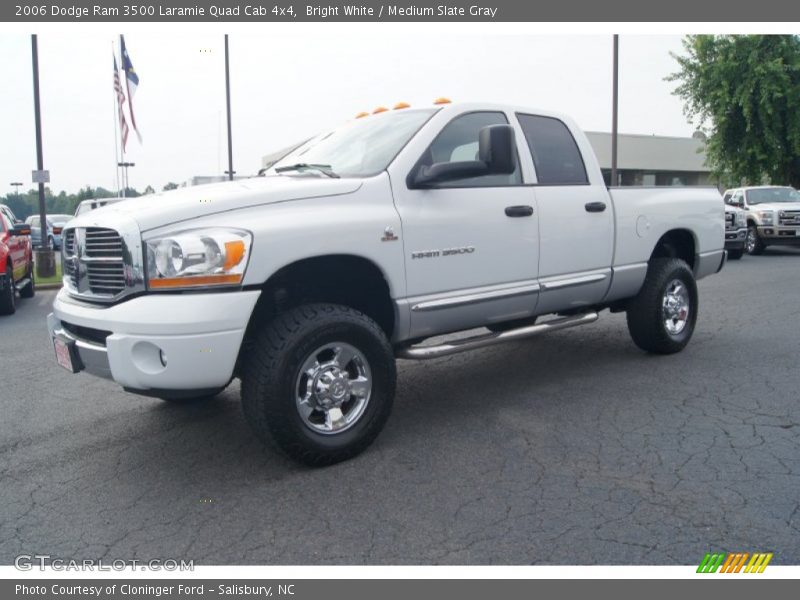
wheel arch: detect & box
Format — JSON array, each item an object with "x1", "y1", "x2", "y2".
[
  {"x1": 648, "y1": 228, "x2": 697, "y2": 271},
  {"x1": 243, "y1": 253, "x2": 396, "y2": 345}
]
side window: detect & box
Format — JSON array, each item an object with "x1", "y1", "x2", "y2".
[
  {"x1": 732, "y1": 191, "x2": 743, "y2": 206},
  {"x1": 418, "y1": 111, "x2": 521, "y2": 188},
  {"x1": 517, "y1": 114, "x2": 588, "y2": 185},
  {"x1": 722, "y1": 192, "x2": 732, "y2": 204}
]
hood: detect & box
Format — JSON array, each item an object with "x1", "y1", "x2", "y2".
[
  {"x1": 71, "y1": 175, "x2": 362, "y2": 232},
  {"x1": 749, "y1": 202, "x2": 800, "y2": 212}
]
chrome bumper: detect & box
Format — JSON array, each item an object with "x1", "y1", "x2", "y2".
[{"x1": 47, "y1": 314, "x2": 112, "y2": 380}]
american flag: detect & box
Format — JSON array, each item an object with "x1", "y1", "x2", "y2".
[{"x1": 113, "y1": 54, "x2": 129, "y2": 152}]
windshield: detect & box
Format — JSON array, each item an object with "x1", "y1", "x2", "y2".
[
  {"x1": 746, "y1": 187, "x2": 800, "y2": 204},
  {"x1": 270, "y1": 109, "x2": 437, "y2": 178}
]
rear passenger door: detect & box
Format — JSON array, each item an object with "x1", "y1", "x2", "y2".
[{"x1": 515, "y1": 113, "x2": 614, "y2": 313}]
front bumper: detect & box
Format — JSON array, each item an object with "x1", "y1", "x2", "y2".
[
  {"x1": 725, "y1": 227, "x2": 747, "y2": 250},
  {"x1": 757, "y1": 225, "x2": 800, "y2": 242},
  {"x1": 47, "y1": 288, "x2": 261, "y2": 393}
]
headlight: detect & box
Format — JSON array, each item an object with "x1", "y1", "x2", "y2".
[
  {"x1": 736, "y1": 212, "x2": 746, "y2": 227},
  {"x1": 145, "y1": 228, "x2": 252, "y2": 290},
  {"x1": 759, "y1": 211, "x2": 774, "y2": 225}
]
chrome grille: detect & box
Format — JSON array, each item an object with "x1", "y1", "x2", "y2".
[
  {"x1": 62, "y1": 224, "x2": 142, "y2": 302},
  {"x1": 779, "y1": 211, "x2": 800, "y2": 226}
]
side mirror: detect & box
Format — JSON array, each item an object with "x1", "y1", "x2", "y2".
[
  {"x1": 412, "y1": 124, "x2": 516, "y2": 188},
  {"x1": 10, "y1": 224, "x2": 31, "y2": 236},
  {"x1": 478, "y1": 124, "x2": 516, "y2": 175}
]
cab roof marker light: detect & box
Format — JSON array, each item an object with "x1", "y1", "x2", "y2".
[
  {"x1": 372, "y1": 106, "x2": 389, "y2": 114},
  {"x1": 355, "y1": 111, "x2": 369, "y2": 119},
  {"x1": 433, "y1": 97, "x2": 451, "y2": 105},
  {"x1": 393, "y1": 102, "x2": 410, "y2": 110}
]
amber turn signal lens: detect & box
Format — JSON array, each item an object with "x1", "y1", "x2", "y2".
[
  {"x1": 149, "y1": 274, "x2": 243, "y2": 289},
  {"x1": 223, "y1": 240, "x2": 246, "y2": 271}
]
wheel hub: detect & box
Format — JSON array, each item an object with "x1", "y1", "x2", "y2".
[
  {"x1": 662, "y1": 279, "x2": 690, "y2": 335},
  {"x1": 295, "y1": 342, "x2": 373, "y2": 434}
]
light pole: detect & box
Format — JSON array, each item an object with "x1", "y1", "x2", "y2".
[
  {"x1": 31, "y1": 34, "x2": 56, "y2": 276},
  {"x1": 224, "y1": 34, "x2": 234, "y2": 181},
  {"x1": 611, "y1": 34, "x2": 619, "y2": 187},
  {"x1": 10, "y1": 182, "x2": 23, "y2": 197}
]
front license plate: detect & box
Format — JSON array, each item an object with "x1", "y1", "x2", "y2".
[{"x1": 53, "y1": 336, "x2": 79, "y2": 373}]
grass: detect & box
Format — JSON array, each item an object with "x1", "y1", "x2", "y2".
[{"x1": 35, "y1": 259, "x2": 62, "y2": 286}]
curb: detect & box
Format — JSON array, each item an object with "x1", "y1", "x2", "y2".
[{"x1": 37, "y1": 283, "x2": 63, "y2": 290}]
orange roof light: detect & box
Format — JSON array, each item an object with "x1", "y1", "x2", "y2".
[
  {"x1": 355, "y1": 111, "x2": 369, "y2": 119},
  {"x1": 373, "y1": 106, "x2": 389, "y2": 114},
  {"x1": 433, "y1": 97, "x2": 451, "y2": 105},
  {"x1": 393, "y1": 102, "x2": 410, "y2": 110}
]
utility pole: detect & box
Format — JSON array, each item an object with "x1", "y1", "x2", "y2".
[
  {"x1": 611, "y1": 34, "x2": 619, "y2": 187},
  {"x1": 224, "y1": 34, "x2": 235, "y2": 181}
]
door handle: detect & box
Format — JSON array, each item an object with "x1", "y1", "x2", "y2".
[
  {"x1": 505, "y1": 205, "x2": 534, "y2": 218},
  {"x1": 585, "y1": 201, "x2": 607, "y2": 213}
]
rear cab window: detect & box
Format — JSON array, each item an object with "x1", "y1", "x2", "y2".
[{"x1": 516, "y1": 113, "x2": 588, "y2": 185}]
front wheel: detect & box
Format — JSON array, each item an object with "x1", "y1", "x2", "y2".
[
  {"x1": 241, "y1": 303, "x2": 396, "y2": 466},
  {"x1": 745, "y1": 225, "x2": 765, "y2": 255},
  {"x1": 626, "y1": 258, "x2": 698, "y2": 354}
]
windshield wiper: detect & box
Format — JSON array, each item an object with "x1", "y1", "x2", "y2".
[{"x1": 274, "y1": 163, "x2": 340, "y2": 178}]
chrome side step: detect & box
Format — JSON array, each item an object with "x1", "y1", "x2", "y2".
[{"x1": 396, "y1": 311, "x2": 599, "y2": 360}]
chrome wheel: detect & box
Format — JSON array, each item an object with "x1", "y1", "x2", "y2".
[
  {"x1": 745, "y1": 228, "x2": 757, "y2": 253},
  {"x1": 295, "y1": 342, "x2": 372, "y2": 435},
  {"x1": 662, "y1": 279, "x2": 690, "y2": 335}
]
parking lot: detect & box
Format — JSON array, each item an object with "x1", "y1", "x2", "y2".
[{"x1": 1, "y1": 249, "x2": 799, "y2": 565}]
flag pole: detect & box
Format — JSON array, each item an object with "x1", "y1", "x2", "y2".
[
  {"x1": 224, "y1": 34, "x2": 234, "y2": 181},
  {"x1": 119, "y1": 40, "x2": 126, "y2": 198},
  {"x1": 111, "y1": 42, "x2": 121, "y2": 195}
]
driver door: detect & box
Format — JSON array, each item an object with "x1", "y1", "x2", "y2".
[{"x1": 391, "y1": 111, "x2": 540, "y2": 339}]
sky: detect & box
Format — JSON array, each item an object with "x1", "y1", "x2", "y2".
[{"x1": 0, "y1": 33, "x2": 694, "y2": 195}]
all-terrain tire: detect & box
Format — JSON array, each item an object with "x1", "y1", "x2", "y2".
[
  {"x1": 241, "y1": 303, "x2": 396, "y2": 466},
  {"x1": 626, "y1": 258, "x2": 698, "y2": 355}
]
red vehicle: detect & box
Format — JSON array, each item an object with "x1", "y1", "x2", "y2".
[{"x1": 0, "y1": 204, "x2": 35, "y2": 315}]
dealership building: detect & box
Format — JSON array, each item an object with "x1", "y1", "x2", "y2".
[{"x1": 586, "y1": 131, "x2": 712, "y2": 187}]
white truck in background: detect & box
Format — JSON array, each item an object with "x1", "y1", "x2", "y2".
[
  {"x1": 48, "y1": 102, "x2": 725, "y2": 465},
  {"x1": 723, "y1": 186, "x2": 800, "y2": 255}
]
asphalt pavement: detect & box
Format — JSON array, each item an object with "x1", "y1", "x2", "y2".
[{"x1": 1, "y1": 249, "x2": 799, "y2": 565}]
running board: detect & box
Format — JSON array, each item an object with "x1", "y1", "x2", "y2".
[{"x1": 396, "y1": 311, "x2": 599, "y2": 360}]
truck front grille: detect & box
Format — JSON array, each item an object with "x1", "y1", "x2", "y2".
[
  {"x1": 62, "y1": 224, "x2": 142, "y2": 303},
  {"x1": 779, "y1": 211, "x2": 800, "y2": 226}
]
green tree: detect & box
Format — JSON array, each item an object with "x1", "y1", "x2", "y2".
[
  {"x1": 162, "y1": 182, "x2": 179, "y2": 191},
  {"x1": 669, "y1": 35, "x2": 800, "y2": 187},
  {"x1": 143, "y1": 185, "x2": 155, "y2": 195}
]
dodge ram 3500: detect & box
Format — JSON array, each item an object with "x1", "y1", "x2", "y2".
[{"x1": 48, "y1": 102, "x2": 725, "y2": 465}]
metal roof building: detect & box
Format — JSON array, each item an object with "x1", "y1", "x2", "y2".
[{"x1": 586, "y1": 131, "x2": 711, "y2": 186}]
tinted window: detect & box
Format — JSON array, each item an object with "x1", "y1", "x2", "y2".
[
  {"x1": 746, "y1": 187, "x2": 800, "y2": 204},
  {"x1": 517, "y1": 114, "x2": 588, "y2": 185},
  {"x1": 418, "y1": 111, "x2": 521, "y2": 188}
]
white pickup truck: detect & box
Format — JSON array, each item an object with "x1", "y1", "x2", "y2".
[{"x1": 48, "y1": 102, "x2": 725, "y2": 465}]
